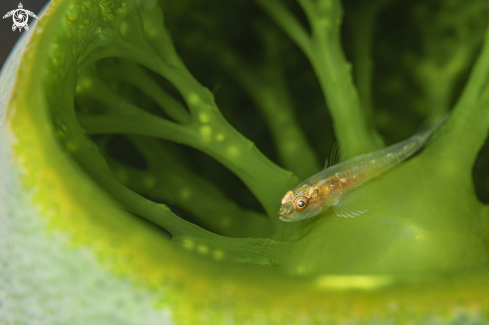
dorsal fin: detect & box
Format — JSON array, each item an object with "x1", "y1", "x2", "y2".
[
  {"x1": 323, "y1": 143, "x2": 340, "y2": 170},
  {"x1": 330, "y1": 143, "x2": 340, "y2": 166},
  {"x1": 324, "y1": 142, "x2": 354, "y2": 170}
]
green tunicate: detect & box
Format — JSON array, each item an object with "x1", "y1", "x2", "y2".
[{"x1": 3, "y1": 0, "x2": 489, "y2": 323}]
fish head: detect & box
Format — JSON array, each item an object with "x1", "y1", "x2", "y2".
[{"x1": 278, "y1": 185, "x2": 324, "y2": 222}]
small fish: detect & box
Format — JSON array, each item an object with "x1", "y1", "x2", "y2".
[{"x1": 278, "y1": 117, "x2": 447, "y2": 222}]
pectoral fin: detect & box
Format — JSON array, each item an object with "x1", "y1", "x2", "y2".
[{"x1": 332, "y1": 191, "x2": 369, "y2": 218}]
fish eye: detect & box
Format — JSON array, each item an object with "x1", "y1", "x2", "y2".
[{"x1": 294, "y1": 196, "x2": 308, "y2": 211}]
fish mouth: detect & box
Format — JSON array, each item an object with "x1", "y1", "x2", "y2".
[
  {"x1": 279, "y1": 215, "x2": 296, "y2": 222},
  {"x1": 278, "y1": 204, "x2": 292, "y2": 215},
  {"x1": 278, "y1": 203, "x2": 295, "y2": 222}
]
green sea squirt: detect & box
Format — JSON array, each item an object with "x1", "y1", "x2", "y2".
[{"x1": 3, "y1": 0, "x2": 489, "y2": 323}]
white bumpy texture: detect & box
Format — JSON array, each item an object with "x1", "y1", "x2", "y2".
[{"x1": 0, "y1": 4, "x2": 173, "y2": 325}]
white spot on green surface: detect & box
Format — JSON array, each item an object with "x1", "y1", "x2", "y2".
[
  {"x1": 200, "y1": 125, "x2": 212, "y2": 142},
  {"x1": 297, "y1": 265, "x2": 306, "y2": 275},
  {"x1": 188, "y1": 94, "x2": 200, "y2": 106},
  {"x1": 182, "y1": 238, "x2": 194, "y2": 249},
  {"x1": 316, "y1": 275, "x2": 393, "y2": 290},
  {"x1": 119, "y1": 20, "x2": 129, "y2": 35},
  {"x1": 198, "y1": 112, "x2": 209, "y2": 123},
  {"x1": 317, "y1": 19, "x2": 330, "y2": 29},
  {"x1": 198, "y1": 245, "x2": 209, "y2": 254},
  {"x1": 213, "y1": 250, "x2": 224, "y2": 261},
  {"x1": 227, "y1": 146, "x2": 240, "y2": 158},
  {"x1": 215, "y1": 133, "x2": 225, "y2": 142}
]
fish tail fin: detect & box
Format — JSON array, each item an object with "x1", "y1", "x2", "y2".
[{"x1": 416, "y1": 114, "x2": 449, "y2": 143}]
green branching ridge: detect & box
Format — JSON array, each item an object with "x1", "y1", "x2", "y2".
[
  {"x1": 254, "y1": 0, "x2": 385, "y2": 156},
  {"x1": 40, "y1": 0, "x2": 489, "y2": 275}
]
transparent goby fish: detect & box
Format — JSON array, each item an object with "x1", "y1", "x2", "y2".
[{"x1": 279, "y1": 117, "x2": 447, "y2": 222}]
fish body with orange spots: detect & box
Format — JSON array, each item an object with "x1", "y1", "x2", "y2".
[{"x1": 278, "y1": 118, "x2": 447, "y2": 222}]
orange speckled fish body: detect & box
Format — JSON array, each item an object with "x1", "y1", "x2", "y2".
[{"x1": 279, "y1": 119, "x2": 446, "y2": 222}]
